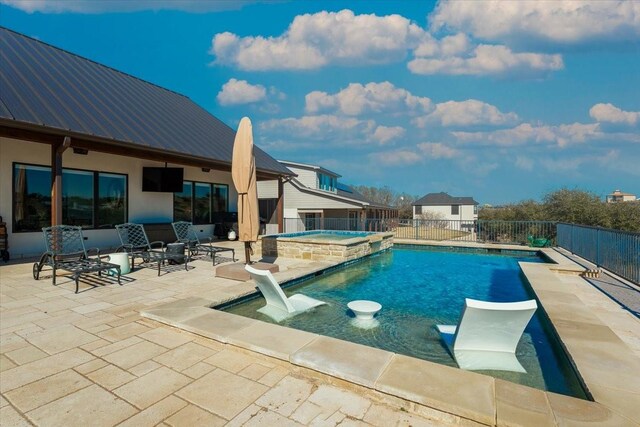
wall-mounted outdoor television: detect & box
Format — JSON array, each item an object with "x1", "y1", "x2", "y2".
[{"x1": 142, "y1": 167, "x2": 184, "y2": 192}]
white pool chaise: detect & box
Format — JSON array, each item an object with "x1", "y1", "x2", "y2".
[
  {"x1": 436, "y1": 298, "x2": 537, "y2": 373},
  {"x1": 245, "y1": 265, "x2": 326, "y2": 322}
]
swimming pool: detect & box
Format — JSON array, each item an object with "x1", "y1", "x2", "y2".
[{"x1": 222, "y1": 246, "x2": 586, "y2": 397}]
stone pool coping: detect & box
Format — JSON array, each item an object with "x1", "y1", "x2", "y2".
[{"x1": 141, "y1": 245, "x2": 639, "y2": 426}]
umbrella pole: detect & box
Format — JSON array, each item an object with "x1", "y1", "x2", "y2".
[{"x1": 244, "y1": 242, "x2": 252, "y2": 265}]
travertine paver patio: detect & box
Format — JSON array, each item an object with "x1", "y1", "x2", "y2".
[
  {"x1": 0, "y1": 245, "x2": 460, "y2": 427},
  {"x1": 3, "y1": 240, "x2": 640, "y2": 426}
]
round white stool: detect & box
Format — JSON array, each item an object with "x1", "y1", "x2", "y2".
[
  {"x1": 347, "y1": 300, "x2": 382, "y2": 320},
  {"x1": 106, "y1": 252, "x2": 131, "y2": 275}
]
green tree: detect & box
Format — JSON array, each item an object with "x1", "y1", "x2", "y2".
[
  {"x1": 542, "y1": 188, "x2": 609, "y2": 226},
  {"x1": 607, "y1": 201, "x2": 640, "y2": 232}
]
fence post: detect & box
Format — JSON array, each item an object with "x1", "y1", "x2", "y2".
[{"x1": 414, "y1": 219, "x2": 418, "y2": 240}]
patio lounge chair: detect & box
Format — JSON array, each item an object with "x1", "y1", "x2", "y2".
[
  {"x1": 436, "y1": 298, "x2": 537, "y2": 373},
  {"x1": 245, "y1": 265, "x2": 326, "y2": 322},
  {"x1": 115, "y1": 223, "x2": 189, "y2": 275},
  {"x1": 171, "y1": 221, "x2": 235, "y2": 265},
  {"x1": 33, "y1": 225, "x2": 121, "y2": 293},
  {"x1": 527, "y1": 235, "x2": 551, "y2": 248}
]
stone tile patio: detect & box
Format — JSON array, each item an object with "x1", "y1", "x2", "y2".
[
  {"x1": 1, "y1": 245, "x2": 458, "y2": 427},
  {"x1": 2, "y1": 241, "x2": 639, "y2": 426}
]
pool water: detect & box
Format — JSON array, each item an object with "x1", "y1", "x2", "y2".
[
  {"x1": 294, "y1": 233, "x2": 361, "y2": 241},
  {"x1": 274, "y1": 230, "x2": 373, "y2": 239},
  {"x1": 223, "y1": 247, "x2": 586, "y2": 397}
]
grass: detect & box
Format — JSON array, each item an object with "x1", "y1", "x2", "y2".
[{"x1": 392, "y1": 225, "x2": 471, "y2": 241}]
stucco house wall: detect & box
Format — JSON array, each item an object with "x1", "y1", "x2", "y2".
[{"x1": 1, "y1": 137, "x2": 238, "y2": 258}]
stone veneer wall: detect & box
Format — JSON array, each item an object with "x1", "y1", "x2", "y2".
[{"x1": 256, "y1": 233, "x2": 394, "y2": 262}]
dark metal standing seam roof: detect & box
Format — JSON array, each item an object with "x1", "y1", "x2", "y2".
[
  {"x1": 412, "y1": 192, "x2": 478, "y2": 206},
  {"x1": 0, "y1": 27, "x2": 291, "y2": 177}
]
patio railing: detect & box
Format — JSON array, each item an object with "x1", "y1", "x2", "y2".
[{"x1": 557, "y1": 223, "x2": 640, "y2": 285}]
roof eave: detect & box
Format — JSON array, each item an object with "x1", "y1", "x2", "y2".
[{"x1": 0, "y1": 119, "x2": 294, "y2": 179}]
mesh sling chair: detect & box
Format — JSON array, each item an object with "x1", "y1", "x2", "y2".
[
  {"x1": 171, "y1": 221, "x2": 235, "y2": 266},
  {"x1": 33, "y1": 225, "x2": 121, "y2": 293},
  {"x1": 115, "y1": 223, "x2": 189, "y2": 275}
]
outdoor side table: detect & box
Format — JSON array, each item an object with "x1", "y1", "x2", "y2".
[{"x1": 107, "y1": 252, "x2": 131, "y2": 275}]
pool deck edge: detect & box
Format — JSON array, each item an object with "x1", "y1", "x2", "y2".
[{"x1": 140, "y1": 244, "x2": 639, "y2": 426}]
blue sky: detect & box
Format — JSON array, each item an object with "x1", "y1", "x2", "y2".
[{"x1": 1, "y1": 0, "x2": 639, "y2": 204}]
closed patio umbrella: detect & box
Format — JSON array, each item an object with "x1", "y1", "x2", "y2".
[{"x1": 232, "y1": 117, "x2": 259, "y2": 264}]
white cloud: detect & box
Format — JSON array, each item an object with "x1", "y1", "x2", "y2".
[
  {"x1": 417, "y1": 142, "x2": 460, "y2": 159},
  {"x1": 515, "y1": 156, "x2": 534, "y2": 171},
  {"x1": 259, "y1": 115, "x2": 376, "y2": 143},
  {"x1": 453, "y1": 122, "x2": 602, "y2": 147},
  {"x1": 368, "y1": 149, "x2": 422, "y2": 166},
  {"x1": 414, "y1": 99, "x2": 519, "y2": 128},
  {"x1": 1, "y1": 0, "x2": 255, "y2": 13},
  {"x1": 217, "y1": 79, "x2": 267, "y2": 105},
  {"x1": 429, "y1": 0, "x2": 640, "y2": 47},
  {"x1": 211, "y1": 9, "x2": 425, "y2": 70},
  {"x1": 372, "y1": 126, "x2": 405, "y2": 144},
  {"x1": 589, "y1": 103, "x2": 639, "y2": 126},
  {"x1": 408, "y1": 44, "x2": 563, "y2": 77},
  {"x1": 210, "y1": 8, "x2": 568, "y2": 78},
  {"x1": 305, "y1": 82, "x2": 432, "y2": 115}
]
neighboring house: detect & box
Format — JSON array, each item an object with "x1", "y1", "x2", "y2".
[
  {"x1": 606, "y1": 189, "x2": 637, "y2": 203},
  {"x1": 412, "y1": 192, "x2": 479, "y2": 222},
  {"x1": 0, "y1": 27, "x2": 292, "y2": 258},
  {"x1": 257, "y1": 160, "x2": 396, "y2": 233}
]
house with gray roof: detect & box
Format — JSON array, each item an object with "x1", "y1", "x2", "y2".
[
  {"x1": 412, "y1": 192, "x2": 479, "y2": 223},
  {"x1": 257, "y1": 160, "x2": 396, "y2": 233},
  {"x1": 0, "y1": 27, "x2": 292, "y2": 257}
]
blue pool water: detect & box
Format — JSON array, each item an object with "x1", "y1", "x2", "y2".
[{"x1": 223, "y1": 247, "x2": 586, "y2": 397}]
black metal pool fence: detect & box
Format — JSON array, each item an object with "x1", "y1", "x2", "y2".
[
  {"x1": 557, "y1": 223, "x2": 640, "y2": 285},
  {"x1": 283, "y1": 218, "x2": 556, "y2": 245},
  {"x1": 281, "y1": 218, "x2": 639, "y2": 284}
]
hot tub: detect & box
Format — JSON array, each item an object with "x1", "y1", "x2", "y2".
[{"x1": 256, "y1": 230, "x2": 394, "y2": 262}]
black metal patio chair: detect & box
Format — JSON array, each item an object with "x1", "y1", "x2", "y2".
[
  {"x1": 171, "y1": 221, "x2": 235, "y2": 266},
  {"x1": 115, "y1": 223, "x2": 189, "y2": 275},
  {"x1": 33, "y1": 225, "x2": 121, "y2": 293}
]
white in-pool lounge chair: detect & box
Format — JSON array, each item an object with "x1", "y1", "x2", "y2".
[
  {"x1": 245, "y1": 265, "x2": 326, "y2": 321},
  {"x1": 436, "y1": 298, "x2": 537, "y2": 373}
]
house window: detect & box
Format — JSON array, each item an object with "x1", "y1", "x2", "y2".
[
  {"x1": 98, "y1": 173, "x2": 127, "y2": 228},
  {"x1": 212, "y1": 184, "x2": 228, "y2": 213},
  {"x1": 451, "y1": 205, "x2": 460, "y2": 215},
  {"x1": 473, "y1": 205, "x2": 478, "y2": 215},
  {"x1": 174, "y1": 182, "x2": 193, "y2": 222},
  {"x1": 415, "y1": 205, "x2": 422, "y2": 215},
  {"x1": 318, "y1": 173, "x2": 336, "y2": 192},
  {"x1": 63, "y1": 169, "x2": 94, "y2": 227},
  {"x1": 194, "y1": 182, "x2": 211, "y2": 224},
  {"x1": 174, "y1": 181, "x2": 228, "y2": 223},
  {"x1": 13, "y1": 163, "x2": 128, "y2": 232}
]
